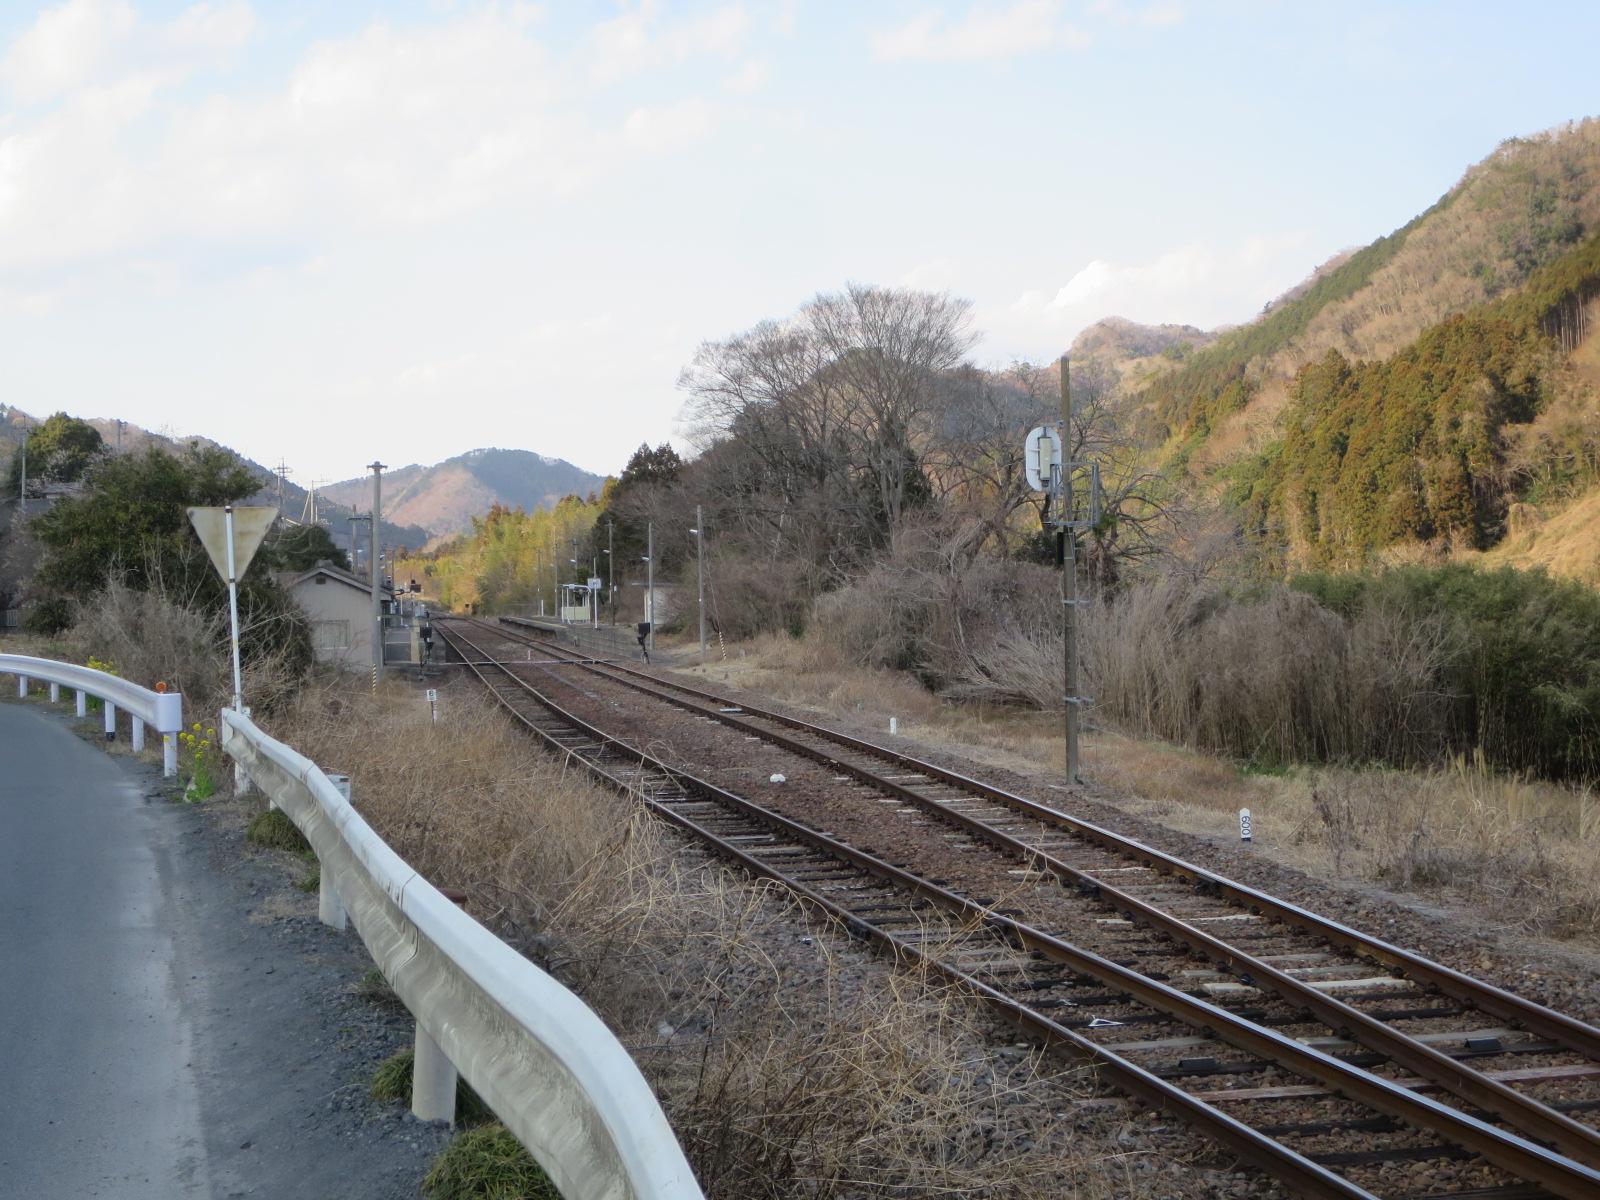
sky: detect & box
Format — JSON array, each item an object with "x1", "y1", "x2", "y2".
[{"x1": 2, "y1": 1, "x2": 1598, "y2": 483}]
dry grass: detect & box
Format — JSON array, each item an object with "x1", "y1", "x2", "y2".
[
  {"x1": 1117, "y1": 751, "x2": 1600, "y2": 944},
  {"x1": 707, "y1": 636, "x2": 1600, "y2": 947},
  {"x1": 269, "y1": 676, "x2": 1155, "y2": 1199},
  {"x1": 66, "y1": 575, "x2": 304, "y2": 719}
]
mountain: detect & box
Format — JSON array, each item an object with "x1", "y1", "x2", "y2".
[
  {"x1": 318, "y1": 448, "x2": 606, "y2": 540},
  {"x1": 1126, "y1": 117, "x2": 1600, "y2": 581},
  {"x1": 0, "y1": 407, "x2": 432, "y2": 550},
  {"x1": 1069, "y1": 316, "x2": 1216, "y2": 395}
]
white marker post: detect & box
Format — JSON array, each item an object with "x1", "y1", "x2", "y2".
[
  {"x1": 224, "y1": 505, "x2": 244, "y2": 713},
  {"x1": 1239, "y1": 807, "x2": 1253, "y2": 843},
  {"x1": 426, "y1": 688, "x2": 438, "y2": 722}
]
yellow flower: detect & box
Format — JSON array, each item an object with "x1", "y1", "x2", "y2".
[
  {"x1": 206, "y1": 727, "x2": 216, "y2": 737},
  {"x1": 193, "y1": 722, "x2": 202, "y2": 731},
  {"x1": 199, "y1": 740, "x2": 210, "y2": 749}
]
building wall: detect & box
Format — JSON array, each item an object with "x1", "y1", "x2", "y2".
[{"x1": 287, "y1": 577, "x2": 374, "y2": 667}]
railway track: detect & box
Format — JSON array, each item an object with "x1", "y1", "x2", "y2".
[{"x1": 435, "y1": 615, "x2": 1600, "y2": 1200}]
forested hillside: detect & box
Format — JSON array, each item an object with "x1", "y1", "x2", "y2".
[
  {"x1": 1143, "y1": 120, "x2": 1600, "y2": 451},
  {"x1": 1132, "y1": 119, "x2": 1600, "y2": 578},
  {"x1": 1229, "y1": 235, "x2": 1600, "y2": 567}
]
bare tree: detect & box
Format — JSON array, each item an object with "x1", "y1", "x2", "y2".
[{"x1": 680, "y1": 284, "x2": 975, "y2": 578}]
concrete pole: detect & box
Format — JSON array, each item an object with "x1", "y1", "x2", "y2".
[
  {"x1": 369, "y1": 463, "x2": 385, "y2": 684},
  {"x1": 607, "y1": 521, "x2": 615, "y2": 625},
  {"x1": 695, "y1": 505, "x2": 706, "y2": 663},
  {"x1": 48, "y1": 681, "x2": 59, "y2": 703},
  {"x1": 412, "y1": 1026, "x2": 458, "y2": 1124},
  {"x1": 132, "y1": 717, "x2": 145, "y2": 753},
  {"x1": 104, "y1": 701, "x2": 117, "y2": 742},
  {"x1": 1059, "y1": 355, "x2": 1081, "y2": 785},
  {"x1": 163, "y1": 735, "x2": 177, "y2": 777},
  {"x1": 646, "y1": 522, "x2": 655, "y2": 654},
  {"x1": 76, "y1": 689, "x2": 87, "y2": 718},
  {"x1": 320, "y1": 774, "x2": 351, "y2": 930},
  {"x1": 16, "y1": 675, "x2": 25, "y2": 699}
]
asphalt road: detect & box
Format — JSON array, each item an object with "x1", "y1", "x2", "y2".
[
  {"x1": 0, "y1": 700, "x2": 446, "y2": 1199},
  {"x1": 0, "y1": 701, "x2": 210, "y2": 1197}
]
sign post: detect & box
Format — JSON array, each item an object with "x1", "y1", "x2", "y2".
[{"x1": 187, "y1": 505, "x2": 276, "y2": 713}]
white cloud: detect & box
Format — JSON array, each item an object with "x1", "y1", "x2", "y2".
[
  {"x1": 985, "y1": 234, "x2": 1312, "y2": 355},
  {"x1": 2, "y1": 0, "x2": 137, "y2": 104},
  {"x1": 873, "y1": 1, "x2": 1088, "y2": 63},
  {"x1": 1090, "y1": 0, "x2": 1186, "y2": 28},
  {"x1": 166, "y1": 1, "x2": 255, "y2": 54},
  {"x1": 624, "y1": 97, "x2": 716, "y2": 153},
  {"x1": 0, "y1": 6, "x2": 737, "y2": 271},
  {"x1": 723, "y1": 57, "x2": 769, "y2": 93},
  {"x1": 2, "y1": 1, "x2": 255, "y2": 106},
  {"x1": 589, "y1": 0, "x2": 750, "y2": 83}
]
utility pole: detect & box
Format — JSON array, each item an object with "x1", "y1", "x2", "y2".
[
  {"x1": 645, "y1": 522, "x2": 655, "y2": 655},
  {"x1": 607, "y1": 521, "x2": 615, "y2": 624},
  {"x1": 1059, "y1": 355, "x2": 1081, "y2": 785},
  {"x1": 691, "y1": 505, "x2": 706, "y2": 663},
  {"x1": 369, "y1": 462, "x2": 385, "y2": 685},
  {"x1": 17, "y1": 431, "x2": 25, "y2": 505}
]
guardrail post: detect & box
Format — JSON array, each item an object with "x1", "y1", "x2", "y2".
[
  {"x1": 16, "y1": 674, "x2": 26, "y2": 698},
  {"x1": 132, "y1": 717, "x2": 145, "y2": 753},
  {"x1": 104, "y1": 701, "x2": 116, "y2": 742},
  {"x1": 412, "y1": 1026, "x2": 458, "y2": 1125},
  {"x1": 49, "y1": 682, "x2": 60, "y2": 703},
  {"x1": 76, "y1": 689, "x2": 87, "y2": 718},
  {"x1": 163, "y1": 735, "x2": 177, "y2": 778},
  {"x1": 319, "y1": 774, "x2": 351, "y2": 930}
]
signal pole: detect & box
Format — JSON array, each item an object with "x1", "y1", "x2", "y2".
[
  {"x1": 369, "y1": 462, "x2": 385, "y2": 685},
  {"x1": 1059, "y1": 355, "x2": 1081, "y2": 785},
  {"x1": 645, "y1": 522, "x2": 655, "y2": 655},
  {"x1": 692, "y1": 505, "x2": 705, "y2": 663}
]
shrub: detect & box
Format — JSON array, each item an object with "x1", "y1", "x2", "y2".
[{"x1": 1293, "y1": 563, "x2": 1600, "y2": 779}]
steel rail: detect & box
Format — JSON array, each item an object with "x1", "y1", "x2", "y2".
[
  {"x1": 435, "y1": 621, "x2": 1375, "y2": 1199},
  {"x1": 497, "y1": 615, "x2": 1600, "y2": 1066},
  {"x1": 473, "y1": 618, "x2": 1600, "y2": 1166},
  {"x1": 439, "y1": 620, "x2": 1600, "y2": 1200}
]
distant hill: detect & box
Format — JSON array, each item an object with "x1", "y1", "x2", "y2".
[
  {"x1": 1069, "y1": 316, "x2": 1216, "y2": 397},
  {"x1": 1137, "y1": 118, "x2": 1600, "y2": 469},
  {"x1": 0, "y1": 407, "x2": 432, "y2": 550},
  {"x1": 1128, "y1": 117, "x2": 1600, "y2": 579},
  {"x1": 318, "y1": 448, "x2": 606, "y2": 539}
]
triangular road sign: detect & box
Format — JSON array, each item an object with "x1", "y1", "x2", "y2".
[{"x1": 187, "y1": 506, "x2": 277, "y2": 582}]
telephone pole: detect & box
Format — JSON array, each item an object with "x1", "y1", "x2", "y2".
[
  {"x1": 645, "y1": 522, "x2": 655, "y2": 655},
  {"x1": 369, "y1": 462, "x2": 385, "y2": 684},
  {"x1": 691, "y1": 505, "x2": 706, "y2": 663},
  {"x1": 1059, "y1": 355, "x2": 1081, "y2": 784}
]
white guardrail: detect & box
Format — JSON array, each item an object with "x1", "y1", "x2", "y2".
[
  {"x1": 219, "y1": 708, "x2": 705, "y2": 1200},
  {"x1": 2, "y1": 654, "x2": 184, "y2": 776}
]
